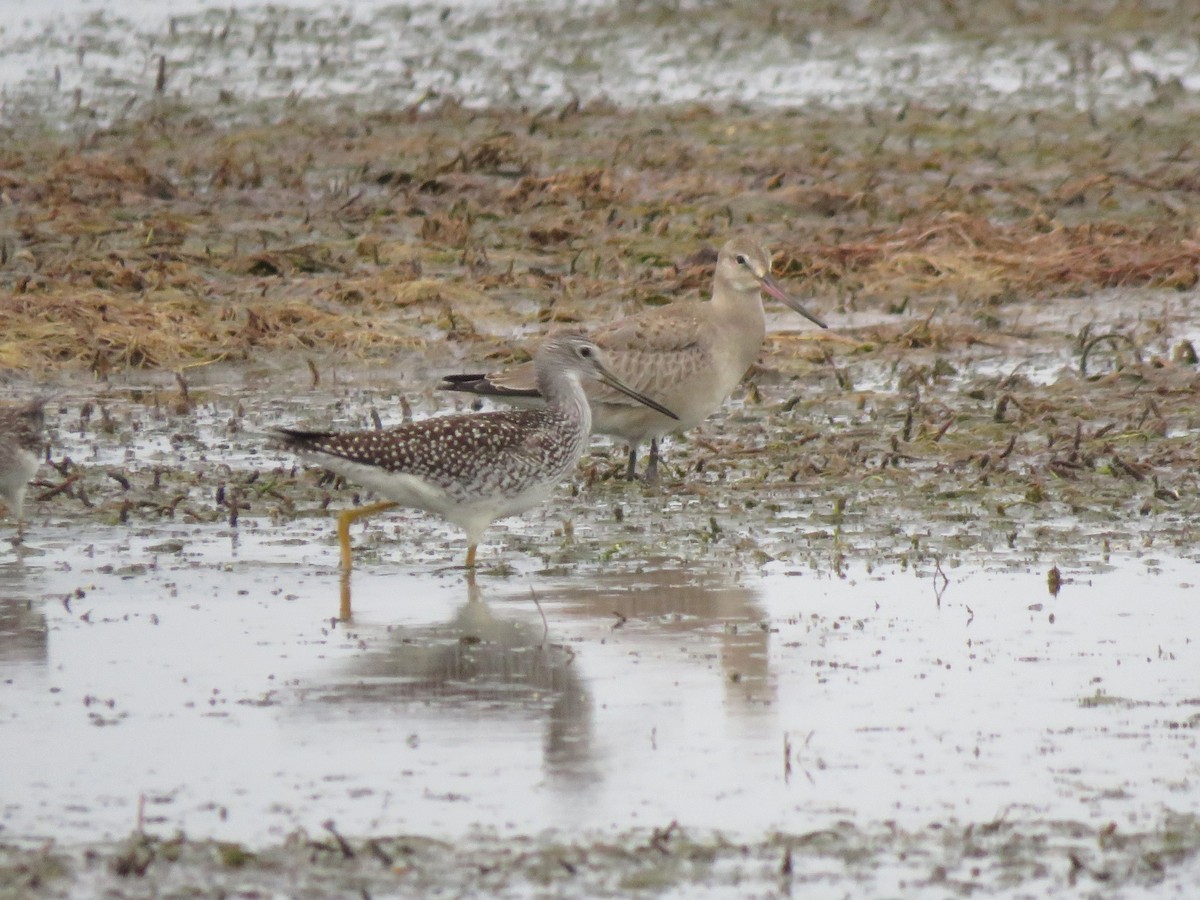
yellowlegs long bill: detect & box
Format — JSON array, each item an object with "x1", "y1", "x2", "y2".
[
  {"x1": 0, "y1": 399, "x2": 46, "y2": 541},
  {"x1": 274, "y1": 332, "x2": 677, "y2": 573},
  {"x1": 440, "y1": 237, "x2": 826, "y2": 480}
]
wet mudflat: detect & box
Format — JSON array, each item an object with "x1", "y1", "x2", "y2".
[
  {"x1": 3, "y1": 0, "x2": 1200, "y2": 896},
  {"x1": 1, "y1": 356, "x2": 1198, "y2": 896},
  {"x1": 3, "y1": 495, "x2": 1200, "y2": 896},
  {"x1": 10, "y1": 516, "x2": 1194, "y2": 846}
]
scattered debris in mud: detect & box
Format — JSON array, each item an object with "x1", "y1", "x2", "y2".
[{"x1": 3, "y1": 813, "x2": 1199, "y2": 897}]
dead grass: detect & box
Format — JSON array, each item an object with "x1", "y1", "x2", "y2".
[
  {"x1": 780, "y1": 214, "x2": 1200, "y2": 302},
  {"x1": 0, "y1": 98, "x2": 1198, "y2": 372}
]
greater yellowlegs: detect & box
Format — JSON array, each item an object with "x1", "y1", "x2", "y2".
[
  {"x1": 274, "y1": 332, "x2": 677, "y2": 572},
  {"x1": 440, "y1": 237, "x2": 826, "y2": 479},
  {"x1": 0, "y1": 399, "x2": 46, "y2": 540}
]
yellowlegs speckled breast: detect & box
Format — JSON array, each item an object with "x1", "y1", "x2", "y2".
[
  {"x1": 0, "y1": 399, "x2": 46, "y2": 541},
  {"x1": 440, "y1": 237, "x2": 827, "y2": 480},
  {"x1": 274, "y1": 332, "x2": 677, "y2": 573}
]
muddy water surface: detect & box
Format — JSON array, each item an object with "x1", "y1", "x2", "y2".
[
  {"x1": 5, "y1": 0, "x2": 1200, "y2": 128},
  {"x1": 4, "y1": 468, "x2": 1197, "y2": 848}
]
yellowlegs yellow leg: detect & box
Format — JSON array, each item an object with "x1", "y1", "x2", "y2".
[
  {"x1": 337, "y1": 500, "x2": 399, "y2": 572},
  {"x1": 440, "y1": 236, "x2": 827, "y2": 481},
  {"x1": 275, "y1": 332, "x2": 678, "y2": 575},
  {"x1": 0, "y1": 399, "x2": 46, "y2": 542}
]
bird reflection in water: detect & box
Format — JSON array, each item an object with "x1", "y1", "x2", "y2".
[
  {"x1": 314, "y1": 577, "x2": 594, "y2": 785},
  {"x1": 0, "y1": 561, "x2": 50, "y2": 668},
  {"x1": 0, "y1": 593, "x2": 48, "y2": 669},
  {"x1": 547, "y1": 564, "x2": 775, "y2": 712}
]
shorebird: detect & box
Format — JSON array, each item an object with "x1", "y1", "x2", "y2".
[
  {"x1": 440, "y1": 237, "x2": 826, "y2": 480},
  {"x1": 273, "y1": 332, "x2": 677, "y2": 573},
  {"x1": 0, "y1": 399, "x2": 46, "y2": 540}
]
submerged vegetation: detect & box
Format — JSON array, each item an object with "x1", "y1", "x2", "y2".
[{"x1": 5, "y1": 812, "x2": 1200, "y2": 897}]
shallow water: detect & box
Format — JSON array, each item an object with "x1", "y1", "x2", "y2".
[
  {"x1": 4, "y1": 0, "x2": 1200, "y2": 128},
  {"x1": 0, "y1": 265, "x2": 1195, "y2": 864},
  {"x1": 3, "y1": 507, "x2": 1197, "y2": 848},
  {"x1": 0, "y1": 314, "x2": 1195, "y2": 857}
]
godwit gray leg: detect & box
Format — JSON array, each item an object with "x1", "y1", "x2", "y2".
[
  {"x1": 645, "y1": 439, "x2": 662, "y2": 482},
  {"x1": 624, "y1": 445, "x2": 639, "y2": 481}
]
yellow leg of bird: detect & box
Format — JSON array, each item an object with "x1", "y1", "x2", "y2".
[
  {"x1": 336, "y1": 501, "x2": 400, "y2": 574},
  {"x1": 465, "y1": 543, "x2": 477, "y2": 570},
  {"x1": 338, "y1": 569, "x2": 352, "y2": 623}
]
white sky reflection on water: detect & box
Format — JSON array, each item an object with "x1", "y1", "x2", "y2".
[
  {"x1": 2, "y1": 529, "x2": 1196, "y2": 846},
  {"x1": 3, "y1": 0, "x2": 1200, "y2": 126}
]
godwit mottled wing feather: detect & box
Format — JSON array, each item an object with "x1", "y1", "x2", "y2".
[
  {"x1": 576, "y1": 305, "x2": 712, "y2": 411},
  {"x1": 443, "y1": 305, "x2": 712, "y2": 413},
  {"x1": 590, "y1": 303, "x2": 705, "y2": 354}
]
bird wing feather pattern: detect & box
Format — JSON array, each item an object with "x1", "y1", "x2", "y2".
[{"x1": 274, "y1": 407, "x2": 584, "y2": 498}]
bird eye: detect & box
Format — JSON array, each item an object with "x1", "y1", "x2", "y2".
[
  {"x1": 579, "y1": 345, "x2": 593, "y2": 358},
  {"x1": 735, "y1": 255, "x2": 748, "y2": 267}
]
